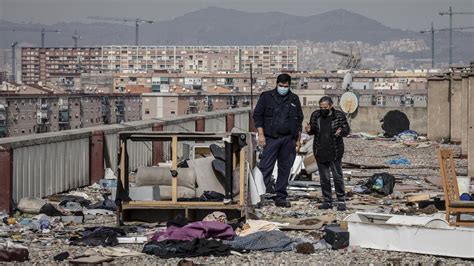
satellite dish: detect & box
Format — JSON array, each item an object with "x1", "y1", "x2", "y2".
[
  {"x1": 340, "y1": 91, "x2": 359, "y2": 114},
  {"x1": 342, "y1": 73, "x2": 353, "y2": 90}
]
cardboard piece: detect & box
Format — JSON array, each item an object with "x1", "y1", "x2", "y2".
[
  {"x1": 344, "y1": 212, "x2": 474, "y2": 259},
  {"x1": 424, "y1": 176, "x2": 443, "y2": 189}
]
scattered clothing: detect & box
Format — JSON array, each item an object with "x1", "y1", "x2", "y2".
[
  {"x1": 166, "y1": 214, "x2": 189, "y2": 228},
  {"x1": 0, "y1": 242, "x2": 29, "y2": 262},
  {"x1": 313, "y1": 239, "x2": 332, "y2": 250},
  {"x1": 203, "y1": 211, "x2": 227, "y2": 224},
  {"x1": 62, "y1": 202, "x2": 83, "y2": 212},
  {"x1": 178, "y1": 191, "x2": 226, "y2": 202},
  {"x1": 87, "y1": 199, "x2": 117, "y2": 211},
  {"x1": 39, "y1": 203, "x2": 65, "y2": 217},
  {"x1": 143, "y1": 239, "x2": 231, "y2": 259},
  {"x1": 199, "y1": 191, "x2": 225, "y2": 201},
  {"x1": 151, "y1": 221, "x2": 234, "y2": 242},
  {"x1": 70, "y1": 227, "x2": 126, "y2": 247},
  {"x1": 386, "y1": 157, "x2": 411, "y2": 165},
  {"x1": 53, "y1": 252, "x2": 70, "y2": 261},
  {"x1": 83, "y1": 209, "x2": 114, "y2": 216},
  {"x1": 59, "y1": 195, "x2": 91, "y2": 208},
  {"x1": 223, "y1": 230, "x2": 294, "y2": 252}
]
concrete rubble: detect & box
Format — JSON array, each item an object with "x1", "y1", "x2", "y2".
[{"x1": 0, "y1": 136, "x2": 472, "y2": 264}]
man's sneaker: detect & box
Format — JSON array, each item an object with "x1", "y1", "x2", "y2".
[
  {"x1": 275, "y1": 199, "x2": 292, "y2": 208},
  {"x1": 337, "y1": 202, "x2": 347, "y2": 211},
  {"x1": 319, "y1": 202, "x2": 333, "y2": 210}
]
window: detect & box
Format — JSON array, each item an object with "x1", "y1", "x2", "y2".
[
  {"x1": 170, "y1": 111, "x2": 175, "y2": 115},
  {"x1": 145, "y1": 109, "x2": 150, "y2": 114}
]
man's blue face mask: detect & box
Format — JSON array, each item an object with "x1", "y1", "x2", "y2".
[{"x1": 277, "y1": 86, "x2": 289, "y2": 96}]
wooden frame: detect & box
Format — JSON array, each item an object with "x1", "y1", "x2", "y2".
[
  {"x1": 116, "y1": 131, "x2": 249, "y2": 224},
  {"x1": 437, "y1": 149, "x2": 474, "y2": 226}
]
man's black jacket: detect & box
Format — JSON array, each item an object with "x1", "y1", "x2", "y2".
[
  {"x1": 253, "y1": 88, "x2": 303, "y2": 140},
  {"x1": 307, "y1": 108, "x2": 350, "y2": 160}
]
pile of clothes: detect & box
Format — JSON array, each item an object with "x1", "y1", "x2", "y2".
[{"x1": 143, "y1": 212, "x2": 296, "y2": 258}]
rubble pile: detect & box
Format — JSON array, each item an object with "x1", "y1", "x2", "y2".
[{"x1": 0, "y1": 137, "x2": 471, "y2": 264}]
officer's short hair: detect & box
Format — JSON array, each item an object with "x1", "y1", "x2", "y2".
[
  {"x1": 319, "y1": 96, "x2": 333, "y2": 105},
  {"x1": 276, "y1": 73, "x2": 291, "y2": 85}
]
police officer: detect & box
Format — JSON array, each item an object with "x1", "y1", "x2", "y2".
[{"x1": 253, "y1": 73, "x2": 304, "y2": 207}]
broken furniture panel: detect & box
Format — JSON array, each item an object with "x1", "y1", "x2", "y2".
[{"x1": 115, "y1": 131, "x2": 251, "y2": 224}]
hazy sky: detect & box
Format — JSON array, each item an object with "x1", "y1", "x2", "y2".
[{"x1": 1, "y1": 0, "x2": 473, "y2": 31}]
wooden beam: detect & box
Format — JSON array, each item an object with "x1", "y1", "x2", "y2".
[
  {"x1": 239, "y1": 149, "x2": 245, "y2": 206},
  {"x1": 119, "y1": 141, "x2": 125, "y2": 190},
  {"x1": 171, "y1": 135, "x2": 178, "y2": 203}
]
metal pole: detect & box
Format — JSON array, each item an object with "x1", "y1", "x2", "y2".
[
  {"x1": 250, "y1": 63, "x2": 253, "y2": 111},
  {"x1": 449, "y1": 6, "x2": 452, "y2": 66},
  {"x1": 135, "y1": 20, "x2": 139, "y2": 46},
  {"x1": 41, "y1": 28, "x2": 45, "y2": 48},
  {"x1": 431, "y1": 23, "x2": 435, "y2": 68},
  {"x1": 73, "y1": 30, "x2": 78, "y2": 48}
]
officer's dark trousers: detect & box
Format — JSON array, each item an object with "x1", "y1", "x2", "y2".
[
  {"x1": 258, "y1": 135, "x2": 296, "y2": 201},
  {"x1": 317, "y1": 158, "x2": 345, "y2": 203}
]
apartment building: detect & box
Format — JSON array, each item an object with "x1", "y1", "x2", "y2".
[
  {"x1": 0, "y1": 93, "x2": 142, "y2": 138},
  {"x1": 21, "y1": 46, "x2": 298, "y2": 85},
  {"x1": 21, "y1": 47, "x2": 102, "y2": 85}
]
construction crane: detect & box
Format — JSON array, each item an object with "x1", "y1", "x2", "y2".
[
  {"x1": 72, "y1": 30, "x2": 83, "y2": 48},
  {"x1": 420, "y1": 24, "x2": 474, "y2": 68},
  {"x1": 331, "y1": 48, "x2": 362, "y2": 70},
  {"x1": 0, "y1": 27, "x2": 61, "y2": 47},
  {"x1": 11, "y1": 42, "x2": 18, "y2": 83},
  {"x1": 439, "y1": 6, "x2": 474, "y2": 65},
  {"x1": 88, "y1": 16, "x2": 154, "y2": 45}
]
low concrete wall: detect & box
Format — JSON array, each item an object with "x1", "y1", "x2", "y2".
[{"x1": 302, "y1": 106, "x2": 427, "y2": 135}]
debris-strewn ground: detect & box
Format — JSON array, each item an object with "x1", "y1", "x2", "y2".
[{"x1": 5, "y1": 137, "x2": 472, "y2": 265}]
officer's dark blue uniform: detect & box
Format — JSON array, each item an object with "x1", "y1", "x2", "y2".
[{"x1": 253, "y1": 88, "x2": 303, "y2": 203}]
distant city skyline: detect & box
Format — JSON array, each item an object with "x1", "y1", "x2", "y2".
[{"x1": 1, "y1": 0, "x2": 473, "y2": 31}]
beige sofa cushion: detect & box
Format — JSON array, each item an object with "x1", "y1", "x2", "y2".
[{"x1": 135, "y1": 166, "x2": 196, "y2": 189}]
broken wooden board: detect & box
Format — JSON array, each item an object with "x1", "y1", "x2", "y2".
[
  {"x1": 394, "y1": 184, "x2": 425, "y2": 193},
  {"x1": 342, "y1": 162, "x2": 390, "y2": 169},
  {"x1": 406, "y1": 194, "x2": 431, "y2": 203},
  {"x1": 70, "y1": 256, "x2": 114, "y2": 265}
]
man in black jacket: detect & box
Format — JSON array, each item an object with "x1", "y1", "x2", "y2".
[
  {"x1": 305, "y1": 96, "x2": 350, "y2": 211},
  {"x1": 253, "y1": 74, "x2": 304, "y2": 207}
]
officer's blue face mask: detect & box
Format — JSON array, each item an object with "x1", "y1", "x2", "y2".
[{"x1": 277, "y1": 86, "x2": 289, "y2": 96}]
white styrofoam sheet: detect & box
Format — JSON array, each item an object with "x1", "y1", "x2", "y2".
[{"x1": 345, "y1": 212, "x2": 474, "y2": 259}]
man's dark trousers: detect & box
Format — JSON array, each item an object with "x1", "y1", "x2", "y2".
[
  {"x1": 258, "y1": 135, "x2": 296, "y2": 201},
  {"x1": 317, "y1": 158, "x2": 345, "y2": 203}
]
